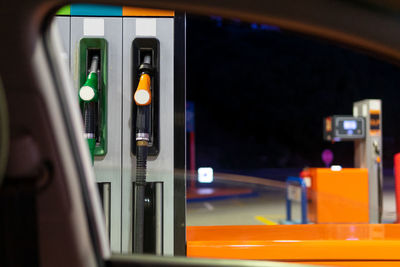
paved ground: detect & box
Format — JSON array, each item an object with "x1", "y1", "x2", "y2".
[{"x1": 187, "y1": 178, "x2": 397, "y2": 226}]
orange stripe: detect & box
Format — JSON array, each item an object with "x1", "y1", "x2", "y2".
[{"x1": 122, "y1": 7, "x2": 174, "y2": 17}]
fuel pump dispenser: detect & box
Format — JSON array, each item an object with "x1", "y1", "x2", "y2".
[
  {"x1": 315, "y1": 99, "x2": 383, "y2": 223},
  {"x1": 122, "y1": 13, "x2": 186, "y2": 256},
  {"x1": 54, "y1": 5, "x2": 186, "y2": 255}
]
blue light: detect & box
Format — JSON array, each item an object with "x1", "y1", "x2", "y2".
[
  {"x1": 343, "y1": 120, "x2": 357, "y2": 130},
  {"x1": 210, "y1": 16, "x2": 223, "y2": 27},
  {"x1": 210, "y1": 16, "x2": 222, "y2": 21},
  {"x1": 251, "y1": 23, "x2": 258, "y2": 30},
  {"x1": 260, "y1": 24, "x2": 280, "y2": 31}
]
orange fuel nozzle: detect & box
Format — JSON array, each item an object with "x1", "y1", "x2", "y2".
[{"x1": 134, "y1": 73, "x2": 152, "y2": 106}]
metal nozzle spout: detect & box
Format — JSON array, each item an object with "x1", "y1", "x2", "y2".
[
  {"x1": 143, "y1": 54, "x2": 151, "y2": 64},
  {"x1": 89, "y1": 55, "x2": 99, "y2": 73}
]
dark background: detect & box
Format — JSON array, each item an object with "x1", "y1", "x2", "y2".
[{"x1": 186, "y1": 15, "x2": 400, "y2": 178}]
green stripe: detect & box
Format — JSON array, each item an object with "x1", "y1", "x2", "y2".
[{"x1": 56, "y1": 5, "x2": 71, "y2": 15}]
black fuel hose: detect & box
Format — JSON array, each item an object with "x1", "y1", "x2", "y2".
[
  {"x1": 134, "y1": 107, "x2": 150, "y2": 253},
  {"x1": 134, "y1": 141, "x2": 148, "y2": 253},
  {"x1": 377, "y1": 160, "x2": 383, "y2": 223},
  {"x1": 84, "y1": 102, "x2": 96, "y2": 137},
  {"x1": 133, "y1": 54, "x2": 152, "y2": 254}
]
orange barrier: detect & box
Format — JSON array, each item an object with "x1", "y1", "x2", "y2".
[
  {"x1": 308, "y1": 168, "x2": 369, "y2": 223},
  {"x1": 187, "y1": 224, "x2": 400, "y2": 265}
]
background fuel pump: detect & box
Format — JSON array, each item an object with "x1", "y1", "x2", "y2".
[
  {"x1": 353, "y1": 99, "x2": 383, "y2": 223},
  {"x1": 319, "y1": 99, "x2": 383, "y2": 223}
]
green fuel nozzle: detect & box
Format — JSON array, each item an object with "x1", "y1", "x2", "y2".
[
  {"x1": 79, "y1": 56, "x2": 99, "y2": 103},
  {"x1": 79, "y1": 56, "x2": 99, "y2": 163}
]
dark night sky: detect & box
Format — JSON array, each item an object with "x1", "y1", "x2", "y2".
[{"x1": 187, "y1": 15, "x2": 400, "y2": 175}]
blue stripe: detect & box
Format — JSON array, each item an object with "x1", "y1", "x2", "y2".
[{"x1": 71, "y1": 4, "x2": 122, "y2": 16}]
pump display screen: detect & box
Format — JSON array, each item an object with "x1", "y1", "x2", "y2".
[
  {"x1": 335, "y1": 116, "x2": 365, "y2": 140},
  {"x1": 343, "y1": 120, "x2": 357, "y2": 130},
  {"x1": 323, "y1": 116, "x2": 365, "y2": 141}
]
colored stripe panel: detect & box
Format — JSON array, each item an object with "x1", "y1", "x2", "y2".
[
  {"x1": 123, "y1": 7, "x2": 174, "y2": 17},
  {"x1": 71, "y1": 4, "x2": 122, "y2": 16},
  {"x1": 56, "y1": 5, "x2": 70, "y2": 15}
]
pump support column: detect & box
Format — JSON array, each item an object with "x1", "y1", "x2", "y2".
[{"x1": 353, "y1": 99, "x2": 383, "y2": 223}]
